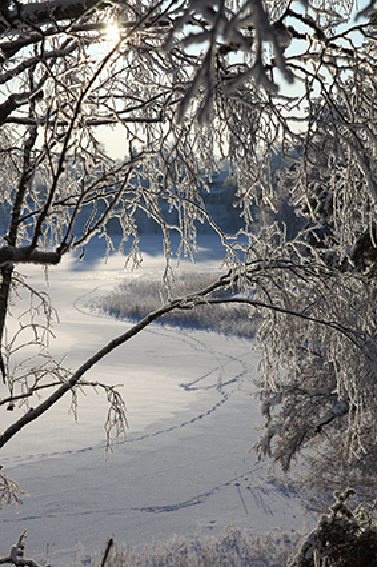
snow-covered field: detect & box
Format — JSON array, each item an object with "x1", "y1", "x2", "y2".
[{"x1": 0, "y1": 235, "x2": 316, "y2": 566}]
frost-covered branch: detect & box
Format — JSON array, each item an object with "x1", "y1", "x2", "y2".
[
  {"x1": 0, "y1": 88, "x2": 44, "y2": 126},
  {"x1": 0, "y1": 247, "x2": 61, "y2": 267},
  {"x1": 0, "y1": 468, "x2": 28, "y2": 512},
  {"x1": 0, "y1": 296, "x2": 187, "y2": 450},
  {"x1": 0, "y1": 531, "x2": 48, "y2": 567}
]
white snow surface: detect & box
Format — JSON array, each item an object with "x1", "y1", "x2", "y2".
[{"x1": 0, "y1": 235, "x2": 316, "y2": 566}]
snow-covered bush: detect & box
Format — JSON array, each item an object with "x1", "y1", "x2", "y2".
[
  {"x1": 74, "y1": 525, "x2": 304, "y2": 567},
  {"x1": 0, "y1": 525, "x2": 306, "y2": 567},
  {"x1": 289, "y1": 489, "x2": 377, "y2": 567}
]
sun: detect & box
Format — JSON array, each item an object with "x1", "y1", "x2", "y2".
[{"x1": 105, "y1": 23, "x2": 120, "y2": 44}]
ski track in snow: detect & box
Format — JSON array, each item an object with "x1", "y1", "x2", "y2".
[{"x1": 2, "y1": 468, "x2": 274, "y2": 519}]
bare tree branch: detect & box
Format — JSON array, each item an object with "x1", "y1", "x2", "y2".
[{"x1": 0, "y1": 247, "x2": 61, "y2": 266}]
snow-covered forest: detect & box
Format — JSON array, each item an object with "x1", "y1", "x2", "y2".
[{"x1": 1, "y1": 0, "x2": 377, "y2": 565}]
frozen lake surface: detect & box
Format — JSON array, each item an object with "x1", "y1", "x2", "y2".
[{"x1": 0, "y1": 235, "x2": 316, "y2": 566}]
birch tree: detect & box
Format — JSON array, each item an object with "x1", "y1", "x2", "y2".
[{"x1": 1, "y1": 0, "x2": 377, "y2": 515}]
